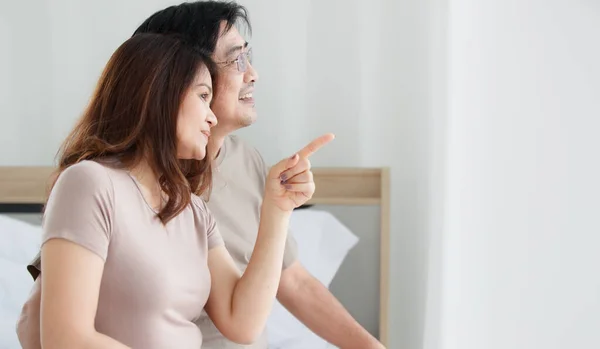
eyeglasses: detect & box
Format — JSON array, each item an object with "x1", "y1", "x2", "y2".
[{"x1": 217, "y1": 48, "x2": 253, "y2": 72}]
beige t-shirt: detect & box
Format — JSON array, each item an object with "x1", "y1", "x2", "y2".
[
  {"x1": 20, "y1": 160, "x2": 223, "y2": 349},
  {"x1": 196, "y1": 135, "x2": 299, "y2": 349},
  {"x1": 18, "y1": 135, "x2": 299, "y2": 349}
]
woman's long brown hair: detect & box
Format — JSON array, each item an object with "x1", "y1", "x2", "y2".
[{"x1": 48, "y1": 33, "x2": 216, "y2": 224}]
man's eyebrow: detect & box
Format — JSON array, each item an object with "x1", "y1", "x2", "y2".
[{"x1": 224, "y1": 41, "x2": 249, "y2": 58}]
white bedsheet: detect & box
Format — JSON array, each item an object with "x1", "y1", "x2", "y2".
[
  {"x1": 0, "y1": 215, "x2": 41, "y2": 349},
  {"x1": 266, "y1": 209, "x2": 359, "y2": 349}
]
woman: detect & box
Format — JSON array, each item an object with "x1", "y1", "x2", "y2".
[{"x1": 34, "y1": 33, "x2": 330, "y2": 348}]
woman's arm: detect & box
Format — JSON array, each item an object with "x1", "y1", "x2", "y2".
[
  {"x1": 204, "y1": 202, "x2": 290, "y2": 344},
  {"x1": 41, "y1": 239, "x2": 130, "y2": 349},
  {"x1": 39, "y1": 161, "x2": 127, "y2": 349},
  {"x1": 204, "y1": 134, "x2": 335, "y2": 344}
]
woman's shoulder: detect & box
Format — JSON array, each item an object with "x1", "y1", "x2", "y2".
[
  {"x1": 54, "y1": 160, "x2": 120, "y2": 195},
  {"x1": 63, "y1": 159, "x2": 109, "y2": 173},
  {"x1": 189, "y1": 194, "x2": 216, "y2": 226},
  {"x1": 190, "y1": 193, "x2": 209, "y2": 213},
  {"x1": 190, "y1": 194, "x2": 222, "y2": 246}
]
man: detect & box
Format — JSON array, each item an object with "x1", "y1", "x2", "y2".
[{"x1": 18, "y1": 1, "x2": 384, "y2": 348}]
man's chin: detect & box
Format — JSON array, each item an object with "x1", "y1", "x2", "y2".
[{"x1": 240, "y1": 111, "x2": 257, "y2": 127}]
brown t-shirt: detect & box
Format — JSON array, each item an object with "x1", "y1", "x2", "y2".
[
  {"x1": 17, "y1": 135, "x2": 299, "y2": 349},
  {"x1": 18, "y1": 160, "x2": 223, "y2": 349}
]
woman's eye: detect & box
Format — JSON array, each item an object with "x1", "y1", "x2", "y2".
[{"x1": 200, "y1": 93, "x2": 210, "y2": 101}]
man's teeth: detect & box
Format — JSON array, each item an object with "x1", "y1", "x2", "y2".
[{"x1": 240, "y1": 93, "x2": 253, "y2": 99}]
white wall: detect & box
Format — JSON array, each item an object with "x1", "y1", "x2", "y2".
[
  {"x1": 435, "y1": 1, "x2": 600, "y2": 349},
  {"x1": 0, "y1": 0, "x2": 177, "y2": 165}
]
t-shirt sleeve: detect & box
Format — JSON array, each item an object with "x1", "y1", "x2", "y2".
[
  {"x1": 192, "y1": 196, "x2": 224, "y2": 250},
  {"x1": 41, "y1": 161, "x2": 114, "y2": 261},
  {"x1": 205, "y1": 209, "x2": 224, "y2": 250},
  {"x1": 254, "y1": 149, "x2": 299, "y2": 270}
]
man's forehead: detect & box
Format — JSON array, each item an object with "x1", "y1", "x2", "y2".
[{"x1": 216, "y1": 24, "x2": 247, "y2": 57}]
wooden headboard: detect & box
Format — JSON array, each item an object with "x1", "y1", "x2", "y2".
[
  {"x1": 309, "y1": 168, "x2": 390, "y2": 346},
  {"x1": 0, "y1": 166, "x2": 391, "y2": 346}
]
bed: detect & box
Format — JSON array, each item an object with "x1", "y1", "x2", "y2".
[{"x1": 0, "y1": 166, "x2": 390, "y2": 348}]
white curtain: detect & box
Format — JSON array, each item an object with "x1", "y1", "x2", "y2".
[{"x1": 429, "y1": 1, "x2": 600, "y2": 349}]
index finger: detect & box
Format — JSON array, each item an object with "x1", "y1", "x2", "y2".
[{"x1": 296, "y1": 133, "x2": 335, "y2": 158}]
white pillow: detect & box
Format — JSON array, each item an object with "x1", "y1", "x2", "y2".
[
  {"x1": 267, "y1": 209, "x2": 359, "y2": 349},
  {"x1": 0, "y1": 256, "x2": 35, "y2": 349},
  {"x1": 0, "y1": 215, "x2": 41, "y2": 349},
  {"x1": 0, "y1": 214, "x2": 42, "y2": 265}
]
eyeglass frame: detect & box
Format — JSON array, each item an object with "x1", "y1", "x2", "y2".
[{"x1": 216, "y1": 47, "x2": 253, "y2": 73}]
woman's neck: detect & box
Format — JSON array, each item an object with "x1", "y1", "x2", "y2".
[{"x1": 130, "y1": 159, "x2": 163, "y2": 210}]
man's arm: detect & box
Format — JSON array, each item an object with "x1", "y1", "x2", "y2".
[{"x1": 277, "y1": 261, "x2": 385, "y2": 349}]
